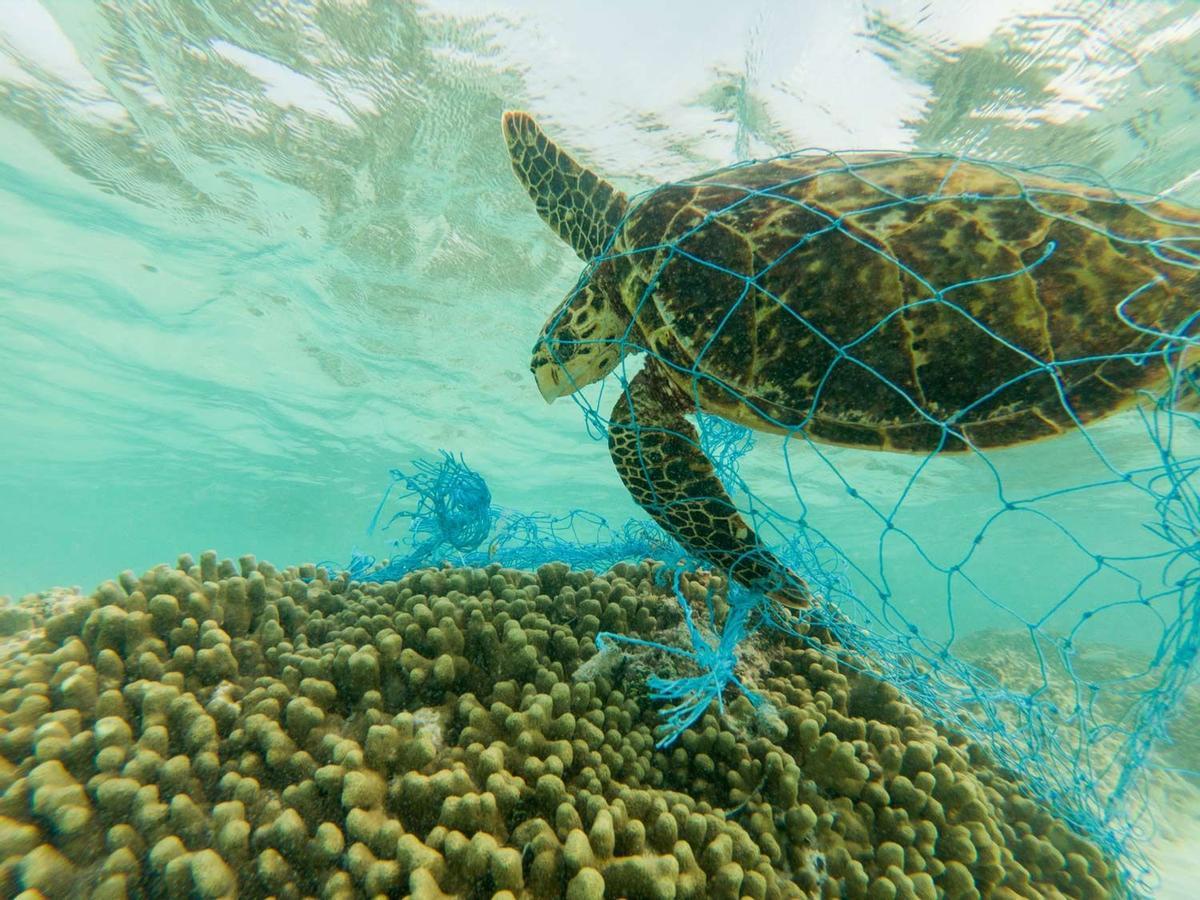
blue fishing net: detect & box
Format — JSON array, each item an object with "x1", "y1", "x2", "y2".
[
  {"x1": 553, "y1": 151, "x2": 1200, "y2": 893},
  {"x1": 333, "y1": 447, "x2": 848, "y2": 748},
  {"x1": 329, "y1": 450, "x2": 679, "y2": 582},
  {"x1": 331, "y1": 151, "x2": 1200, "y2": 894}
]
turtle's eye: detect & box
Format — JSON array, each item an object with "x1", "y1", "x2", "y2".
[{"x1": 549, "y1": 326, "x2": 580, "y2": 361}]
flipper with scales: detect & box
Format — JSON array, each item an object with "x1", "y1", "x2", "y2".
[{"x1": 608, "y1": 361, "x2": 812, "y2": 608}]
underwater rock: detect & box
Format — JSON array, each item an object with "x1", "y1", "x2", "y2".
[{"x1": 0, "y1": 553, "x2": 1121, "y2": 898}]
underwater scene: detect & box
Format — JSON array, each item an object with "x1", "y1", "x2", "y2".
[{"x1": 2, "y1": 1, "x2": 1199, "y2": 897}]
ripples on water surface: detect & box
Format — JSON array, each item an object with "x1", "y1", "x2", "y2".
[
  {"x1": 2, "y1": 0, "x2": 1198, "y2": 593},
  {"x1": 2, "y1": 0, "x2": 1199, "y2": 886}
]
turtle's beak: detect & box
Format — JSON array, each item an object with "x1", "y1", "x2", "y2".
[
  {"x1": 535, "y1": 367, "x2": 561, "y2": 408},
  {"x1": 534, "y1": 360, "x2": 568, "y2": 403}
]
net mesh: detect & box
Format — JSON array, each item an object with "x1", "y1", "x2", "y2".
[
  {"x1": 330, "y1": 451, "x2": 678, "y2": 582},
  {"x1": 336, "y1": 150, "x2": 1200, "y2": 894}
]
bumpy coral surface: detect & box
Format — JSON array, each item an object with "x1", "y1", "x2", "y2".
[{"x1": 0, "y1": 552, "x2": 1120, "y2": 898}]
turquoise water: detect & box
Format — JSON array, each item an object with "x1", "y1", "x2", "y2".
[
  {"x1": 4, "y1": 0, "x2": 1200, "y2": 601},
  {"x1": 3, "y1": 0, "x2": 1200, "y2": 891}
]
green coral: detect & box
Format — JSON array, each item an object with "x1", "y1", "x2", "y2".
[{"x1": 0, "y1": 553, "x2": 1121, "y2": 898}]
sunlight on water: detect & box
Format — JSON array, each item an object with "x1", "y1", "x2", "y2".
[
  {"x1": 3, "y1": 0, "x2": 1198, "y2": 594},
  {"x1": 2, "y1": 0, "x2": 1199, "y2": 894}
]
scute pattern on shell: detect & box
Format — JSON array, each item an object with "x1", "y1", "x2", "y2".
[{"x1": 612, "y1": 153, "x2": 1200, "y2": 451}]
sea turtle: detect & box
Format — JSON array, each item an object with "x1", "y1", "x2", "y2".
[{"x1": 502, "y1": 110, "x2": 1200, "y2": 608}]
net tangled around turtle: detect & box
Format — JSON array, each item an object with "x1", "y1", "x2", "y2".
[
  {"x1": 341, "y1": 152, "x2": 1200, "y2": 893},
  {"x1": 578, "y1": 151, "x2": 1200, "y2": 891}
]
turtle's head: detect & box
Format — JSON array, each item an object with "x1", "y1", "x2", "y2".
[
  {"x1": 502, "y1": 110, "x2": 635, "y2": 402},
  {"x1": 532, "y1": 264, "x2": 631, "y2": 403}
]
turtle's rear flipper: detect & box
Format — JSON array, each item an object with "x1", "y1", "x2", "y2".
[{"x1": 608, "y1": 363, "x2": 812, "y2": 609}]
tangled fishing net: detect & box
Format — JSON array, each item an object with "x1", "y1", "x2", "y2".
[
  {"x1": 336, "y1": 151, "x2": 1200, "y2": 894},
  {"x1": 331, "y1": 452, "x2": 678, "y2": 582}
]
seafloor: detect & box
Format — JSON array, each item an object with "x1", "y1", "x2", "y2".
[{"x1": 0, "y1": 553, "x2": 1119, "y2": 899}]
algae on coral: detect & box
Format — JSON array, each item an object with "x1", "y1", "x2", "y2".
[{"x1": 0, "y1": 553, "x2": 1121, "y2": 898}]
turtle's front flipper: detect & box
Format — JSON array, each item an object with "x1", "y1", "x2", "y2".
[
  {"x1": 608, "y1": 362, "x2": 812, "y2": 608},
  {"x1": 502, "y1": 111, "x2": 628, "y2": 262}
]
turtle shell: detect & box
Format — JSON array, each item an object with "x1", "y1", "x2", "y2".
[{"x1": 610, "y1": 152, "x2": 1200, "y2": 451}]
